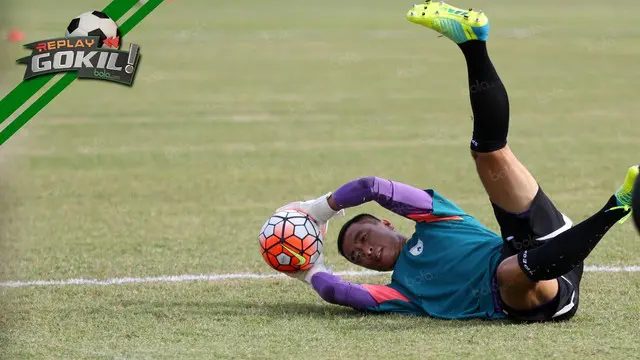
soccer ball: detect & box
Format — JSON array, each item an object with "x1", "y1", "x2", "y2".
[
  {"x1": 258, "y1": 210, "x2": 323, "y2": 272},
  {"x1": 65, "y1": 11, "x2": 120, "y2": 48}
]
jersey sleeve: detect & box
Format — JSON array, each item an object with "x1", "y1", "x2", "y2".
[
  {"x1": 310, "y1": 272, "x2": 378, "y2": 309},
  {"x1": 332, "y1": 177, "x2": 434, "y2": 218},
  {"x1": 310, "y1": 272, "x2": 418, "y2": 313}
]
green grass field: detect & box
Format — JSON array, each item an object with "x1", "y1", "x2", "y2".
[{"x1": 1, "y1": 0, "x2": 639, "y2": 358}]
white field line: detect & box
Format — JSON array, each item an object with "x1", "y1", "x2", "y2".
[{"x1": 2, "y1": 266, "x2": 640, "y2": 288}]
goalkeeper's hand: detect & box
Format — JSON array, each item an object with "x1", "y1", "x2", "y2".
[
  {"x1": 286, "y1": 252, "x2": 331, "y2": 283},
  {"x1": 276, "y1": 193, "x2": 345, "y2": 237}
]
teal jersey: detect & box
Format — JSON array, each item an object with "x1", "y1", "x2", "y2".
[{"x1": 369, "y1": 191, "x2": 505, "y2": 319}]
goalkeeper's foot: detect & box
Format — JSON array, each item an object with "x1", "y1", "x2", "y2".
[
  {"x1": 609, "y1": 165, "x2": 639, "y2": 224},
  {"x1": 406, "y1": 1, "x2": 489, "y2": 44},
  {"x1": 615, "y1": 165, "x2": 639, "y2": 207}
]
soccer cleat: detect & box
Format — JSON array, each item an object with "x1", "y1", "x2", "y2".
[
  {"x1": 615, "y1": 165, "x2": 639, "y2": 207},
  {"x1": 406, "y1": 1, "x2": 489, "y2": 44},
  {"x1": 610, "y1": 165, "x2": 639, "y2": 224}
]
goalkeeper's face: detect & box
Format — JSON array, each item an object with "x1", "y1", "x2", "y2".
[{"x1": 341, "y1": 219, "x2": 407, "y2": 272}]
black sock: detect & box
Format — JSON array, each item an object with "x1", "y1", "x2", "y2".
[
  {"x1": 518, "y1": 196, "x2": 630, "y2": 281},
  {"x1": 458, "y1": 41, "x2": 510, "y2": 153}
]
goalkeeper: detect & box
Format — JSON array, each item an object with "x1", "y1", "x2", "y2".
[{"x1": 278, "y1": 1, "x2": 638, "y2": 321}]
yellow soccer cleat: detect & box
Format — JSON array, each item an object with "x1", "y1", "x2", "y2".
[
  {"x1": 633, "y1": 171, "x2": 640, "y2": 231},
  {"x1": 406, "y1": 1, "x2": 489, "y2": 44},
  {"x1": 615, "y1": 165, "x2": 639, "y2": 207},
  {"x1": 610, "y1": 165, "x2": 639, "y2": 224}
]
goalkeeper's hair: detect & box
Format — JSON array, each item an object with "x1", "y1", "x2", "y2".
[{"x1": 337, "y1": 213, "x2": 380, "y2": 258}]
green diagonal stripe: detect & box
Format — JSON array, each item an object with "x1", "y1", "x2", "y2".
[
  {"x1": 103, "y1": 0, "x2": 141, "y2": 21},
  {"x1": 0, "y1": 76, "x2": 53, "y2": 126},
  {"x1": 0, "y1": 73, "x2": 77, "y2": 146},
  {"x1": 0, "y1": 0, "x2": 140, "y2": 126},
  {"x1": 119, "y1": 0, "x2": 165, "y2": 35},
  {"x1": 0, "y1": 0, "x2": 164, "y2": 147}
]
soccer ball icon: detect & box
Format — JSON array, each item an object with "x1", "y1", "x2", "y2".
[
  {"x1": 65, "y1": 11, "x2": 121, "y2": 49},
  {"x1": 259, "y1": 210, "x2": 323, "y2": 272}
]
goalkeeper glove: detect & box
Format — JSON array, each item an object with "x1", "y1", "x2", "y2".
[
  {"x1": 286, "y1": 252, "x2": 331, "y2": 283},
  {"x1": 277, "y1": 193, "x2": 345, "y2": 235}
]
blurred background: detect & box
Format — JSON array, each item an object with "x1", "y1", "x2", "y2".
[
  {"x1": 0, "y1": 1, "x2": 9, "y2": 73},
  {"x1": 0, "y1": 0, "x2": 639, "y2": 358},
  {"x1": 0, "y1": 1, "x2": 11, "y2": 354}
]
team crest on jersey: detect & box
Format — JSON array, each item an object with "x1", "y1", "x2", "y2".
[{"x1": 409, "y1": 239, "x2": 424, "y2": 256}]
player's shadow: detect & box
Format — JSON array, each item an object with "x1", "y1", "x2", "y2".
[
  {"x1": 127, "y1": 300, "x2": 360, "y2": 318},
  {"x1": 122, "y1": 299, "x2": 511, "y2": 329},
  {"x1": 211, "y1": 300, "x2": 362, "y2": 318}
]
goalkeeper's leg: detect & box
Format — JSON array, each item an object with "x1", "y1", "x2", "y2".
[
  {"x1": 407, "y1": 2, "x2": 538, "y2": 215},
  {"x1": 496, "y1": 166, "x2": 636, "y2": 318}
]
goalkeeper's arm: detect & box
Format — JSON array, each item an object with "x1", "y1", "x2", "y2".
[{"x1": 310, "y1": 272, "x2": 378, "y2": 310}]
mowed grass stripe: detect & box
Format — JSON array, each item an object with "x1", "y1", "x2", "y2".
[{"x1": 4, "y1": 135, "x2": 638, "y2": 157}]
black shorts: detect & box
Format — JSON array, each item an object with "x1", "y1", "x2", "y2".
[{"x1": 492, "y1": 188, "x2": 583, "y2": 322}]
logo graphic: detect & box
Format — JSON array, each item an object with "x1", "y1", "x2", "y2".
[
  {"x1": 447, "y1": 8, "x2": 469, "y2": 16},
  {"x1": 0, "y1": 0, "x2": 164, "y2": 148},
  {"x1": 409, "y1": 239, "x2": 424, "y2": 256},
  {"x1": 281, "y1": 244, "x2": 307, "y2": 266},
  {"x1": 17, "y1": 11, "x2": 141, "y2": 86}
]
